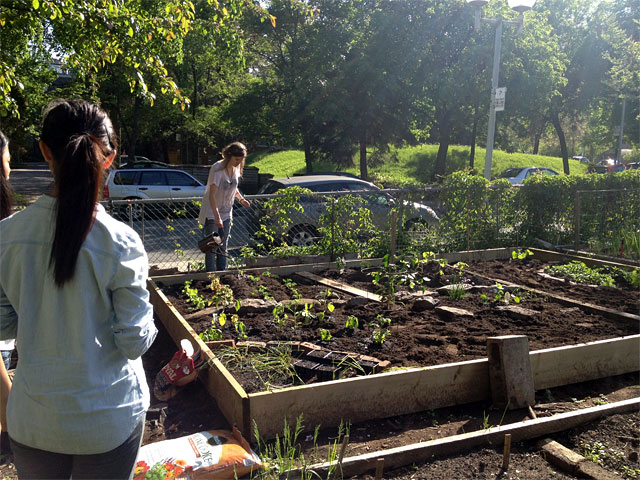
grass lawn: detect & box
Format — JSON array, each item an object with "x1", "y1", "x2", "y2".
[{"x1": 246, "y1": 145, "x2": 588, "y2": 186}]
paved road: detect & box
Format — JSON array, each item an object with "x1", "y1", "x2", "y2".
[{"x1": 9, "y1": 164, "x2": 53, "y2": 204}]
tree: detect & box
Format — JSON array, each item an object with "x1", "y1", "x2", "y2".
[{"x1": 0, "y1": 0, "x2": 265, "y2": 116}]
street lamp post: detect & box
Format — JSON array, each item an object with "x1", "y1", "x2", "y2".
[{"x1": 467, "y1": 0, "x2": 536, "y2": 180}]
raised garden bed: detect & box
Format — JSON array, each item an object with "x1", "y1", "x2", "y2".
[{"x1": 148, "y1": 248, "x2": 640, "y2": 443}]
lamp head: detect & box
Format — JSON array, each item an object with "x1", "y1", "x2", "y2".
[
  {"x1": 466, "y1": 0, "x2": 489, "y2": 7},
  {"x1": 507, "y1": 0, "x2": 536, "y2": 12}
]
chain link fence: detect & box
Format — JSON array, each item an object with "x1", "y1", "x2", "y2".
[{"x1": 101, "y1": 186, "x2": 637, "y2": 272}]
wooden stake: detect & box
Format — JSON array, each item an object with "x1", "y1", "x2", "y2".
[
  {"x1": 374, "y1": 457, "x2": 385, "y2": 480},
  {"x1": 332, "y1": 434, "x2": 350, "y2": 480},
  {"x1": 528, "y1": 405, "x2": 537, "y2": 419},
  {"x1": 502, "y1": 433, "x2": 512, "y2": 471}
]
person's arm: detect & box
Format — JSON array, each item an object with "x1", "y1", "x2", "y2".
[
  {"x1": 208, "y1": 183, "x2": 223, "y2": 228},
  {"x1": 235, "y1": 189, "x2": 250, "y2": 208},
  {"x1": 110, "y1": 236, "x2": 157, "y2": 360},
  {"x1": 0, "y1": 361, "x2": 10, "y2": 433}
]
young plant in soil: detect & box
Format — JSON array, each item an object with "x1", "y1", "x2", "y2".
[
  {"x1": 545, "y1": 261, "x2": 616, "y2": 287},
  {"x1": 181, "y1": 281, "x2": 211, "y2": 311},
  {"x1": 208, "y1": 276, "x2": 234, "y2": 308},
  {"x1": 344, "y1": 315, "x2": 359, "y2": 332},
  {"x1": 216, "y1": 343, "x2": 302, "y2": 391},
  {"x1": 511, "y1": 248, "x2": 533, "y2": 261},
  {"x1": 252, "y1": 416, "x2": 350, "y2": 480},
  {"x1": 199, "y1": 312, "x2": 224, "y2": 341},
  {"x1": 480, "y1": 283, "x2": 522, "y2": 305},
  {"x1": 369, "y1": 314, "x2": 392, "y2": 346}
]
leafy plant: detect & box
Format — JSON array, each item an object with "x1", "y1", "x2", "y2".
[
  {"x1": 546, "y1": 261, "x2": 616, "y2": 286},
  {"x1": 181, "y1": 281, "x2": 211, "y2": 311},
  {"x1": 369, "y1": 314, "x2": 392, "y2": 345},
  {"x1": 208, "y1": 276, "x2": 234, "y2": 308},
  {"x1": 282, "y1": 278, "x2": 302, "y2": 300},
  {"x1": 582, "y1": 441, "x2": 606, "y2": 464},
  {"x1": 511, "y1": 248, "x2": 533, "y2": 261},
  {"x1": 253, "y1": 284, "x2": 273, "y2": 300},
  {"x1": 230, "y1": 314, "x2": 247, "y2": 339},
  {"x1": 199, "y1": 313, "x2": 224, "y2": 342},
  {"x1": 489, "y1": 283, "x2": 522, "y2": 305},
  {"x1": 319, "y1": 329, "x2": 333, "y2": 342},
  {"x1": 345, "y1": 315, "x2": 359, "y2": 331},
  {"x1": 371, "y1": 328, "x2": 390, "y2": 345}
]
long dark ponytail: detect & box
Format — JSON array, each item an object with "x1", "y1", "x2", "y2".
[
  {"x1": 40, "y1": 99, "x2": 117, "y2": 287},
  {"x1": 0, "y1": 131, "x2": 12, "y2": 220}
]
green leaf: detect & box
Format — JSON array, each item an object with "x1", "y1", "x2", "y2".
[
  {"x1": 32, "y1": 0, "x2": 39, "y2": 9},
  {"x1": 128, "y1": 27, "x2": 134, "y2": 37}
]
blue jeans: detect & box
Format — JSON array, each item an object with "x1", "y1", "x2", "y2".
[
  {"x1": 1, "y1": 350, "x2": 11, "y2": 370},
  {"x1": 204, "y1": 218, "x2": 231, "y2": 272},
  {"x1": 10, "y1": 417, "x2": 144, "y2": 480}
]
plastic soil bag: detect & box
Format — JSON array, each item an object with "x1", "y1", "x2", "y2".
[
  {"x1": 134, "y1": 427, "x2": 262, "y2": 479},
  {"x1": 154, "y1": 339, "x2": 205, "y2": 401}
]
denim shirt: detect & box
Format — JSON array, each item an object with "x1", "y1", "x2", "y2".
[{"x1": 0, "y1": 195, "x2": 157, "y2": 454}]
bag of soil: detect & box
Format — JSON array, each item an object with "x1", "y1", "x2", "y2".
[
  {"x1": 154, "y1": 338, "x2": 205, "y2": 401},
  {"x1": 134, "y1": 427, "x2": 262, "y2": 480}
]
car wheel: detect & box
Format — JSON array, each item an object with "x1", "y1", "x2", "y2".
[
  {"x1": 404, "y1": 218, "x2": 435, "y2": 240},
  {"x1": 288, "y1": 225, "x2": 318, "y2": 247}
]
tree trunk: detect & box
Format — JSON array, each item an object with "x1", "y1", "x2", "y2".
[
  {"x1": 550, "y1": 111, "x2": 570, "y2": 174},
  {"x1": 432, "y1": 110, "x2": 450, "y2": 182},
  {"x1": 432, "y1": 139, "x2": 450, "y2": 183},
  {"x1": 359, "y1": 126, "x2": 368, "y2": 180},
  {"x1": 191, "y1": 65, "x2": 199, "y2": 118},
  {"x1": 128, "y1": 96, "x2": 142, "y2": 157},
  {"x1": 303, "y1": 134, "x2": 313, "y2": 173}
]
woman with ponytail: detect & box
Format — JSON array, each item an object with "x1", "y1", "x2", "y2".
[{"x1": 0, "y1": 99, "x2": 157, "y2": 479}]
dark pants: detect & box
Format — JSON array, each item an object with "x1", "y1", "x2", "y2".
[
  {"x1": 204, "y1": 218, "x2": 231, "y2": 272},
  {"x1": 10, "y1": 418, "x2": 144, "y2": 480}
]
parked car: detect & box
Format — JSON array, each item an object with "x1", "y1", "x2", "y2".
[
  {"x1": 119, "y1": 155, "x2": 170, "y2": 169},
  {"x1": 496, "y1": 167, "x2": 559, "y2": 185},
  {"x1": 239, "y1": 175, "x2": 439, "y2": 247},
  {"x1": 624, "y1": 162, "x2": 640, "y2": 170},
  {"x1": 571, "y1": 155, "x2": 590, "y2": 164},
  {"x1": 587, "y1": 160, "x2": 626, "y2": 174},
  {"x1": 104, "y1": 168, "x2": 205, "y2": 220}
]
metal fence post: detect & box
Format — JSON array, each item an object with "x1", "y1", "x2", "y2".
[
  {"x1": 574, "y1": 191, "x2": 581, "y2": 251},
  {"x1": 330, "y1": 195, "x2": 335, "y2": 260},
  {"x1": 390, "y1": 210, "x2": 397, "y2": 263}
]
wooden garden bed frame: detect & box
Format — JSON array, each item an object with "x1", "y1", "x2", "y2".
[{"x1": 148, "y1": 247, "x2": 640, "y2": 440}]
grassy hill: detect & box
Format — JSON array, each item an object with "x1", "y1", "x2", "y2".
[{"x1": 246, "y1": 145, "x2": 589, "y2": 186}]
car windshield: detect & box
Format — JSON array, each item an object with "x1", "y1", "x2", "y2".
[
  {"x1": 498, "y1": 168, "x2": 525, "y2": 178},
  {"x1": 257, "y1": 181, "x2": 284, "y2": 194}
]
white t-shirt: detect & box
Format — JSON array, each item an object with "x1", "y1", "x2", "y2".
[{"x1": 198, "y1": 161, "x2": 240, "y2": 225}]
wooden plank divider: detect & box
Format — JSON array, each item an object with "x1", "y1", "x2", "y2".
[
  {"x1": 464, "y1": 269, "x2": 640, "y2": 324},
  {"x1": 286, "y1": 398, "x2": 640, "y2": 479},
  {"x1": 295, "y1": 271, "x2": 383, "y2": 302}
]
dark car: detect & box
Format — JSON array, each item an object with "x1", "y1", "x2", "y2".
[{"x1": 236, "y1": 175, "x2": 439, "y2": 247}]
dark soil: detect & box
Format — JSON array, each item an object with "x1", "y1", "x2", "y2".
[
  {"x1": 159, "y1": 259, "x2": 638, "y2": 392},
  {"x1": 1, "y1": 258, "x2": 638, "y2": 479}
]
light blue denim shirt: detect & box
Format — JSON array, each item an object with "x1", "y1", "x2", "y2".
[{"x1": 0, "y1": 195, "x2": 157, "y2": 454}]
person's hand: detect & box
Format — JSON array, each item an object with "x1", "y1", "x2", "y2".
[
  {"x1": 214, "y1": 216, "x2": 223, "y2": 229},
  {"x1": 240, "y1": 198, "x2": 250, "y2": 208}
]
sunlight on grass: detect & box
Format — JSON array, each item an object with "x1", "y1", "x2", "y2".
[{"x1": 246, "y1": 145, "x2": 589, "y2": 185}]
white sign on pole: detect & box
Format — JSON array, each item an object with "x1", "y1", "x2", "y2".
[{"x1": 494, "y1": 87, "x2": 507, "y2": 112}]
